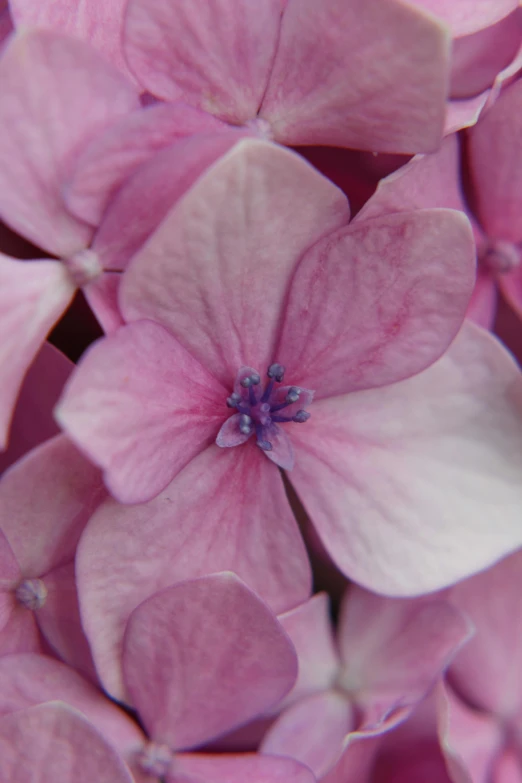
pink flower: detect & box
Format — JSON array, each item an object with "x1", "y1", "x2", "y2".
[
  {"x1": 122, "y1": 0, "x2": 452, "y2": 154},
  {"x1": 56, "y1": 137, "x2": 522, "y2": 620}
]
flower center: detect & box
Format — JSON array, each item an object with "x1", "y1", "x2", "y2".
[
  {"x1": 480, "y1": 239, "x2": 521, "y2": 275},
  {"x1": 63, "y1": 248, "x2": 103, "y2": 287},
  {"x1": 216, "y1": 363, "x2": 313, "y2": 469},
  {"x1": 136, "y1": 742, "x2": 173, "y2": 778},
  {"x1": 15, "y1": 578, "x2": 47, "y2": 610}
]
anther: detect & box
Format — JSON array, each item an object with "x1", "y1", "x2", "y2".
[
  {"x1": 240, "y1": 372, "x2": 261, "y2": 388},
  {"x1": 267, "y1": 363, "x2": 285, "y2": 383},
  {"x1": 239, "y1": 414, "x2": 253, "y2": 434},
  {"x1": 227, "y1": 392, "x2": 241, "y2": 408},
  {"x1": 293, "y1": 410, "x2": 311, "y2": 423},
  {"x1": 286, "y1": 387, "x2": 300, "y2": 403}
]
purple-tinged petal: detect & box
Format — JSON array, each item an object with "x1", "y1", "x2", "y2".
[
  {"x1": 77, "y1": 444, "x2": 311, "y2": 700},
  {"x1": 447, "y1": 549, "x2": 522, "y2": 720},
  {"x1": 0, "y1": 703, "x2": 134, "y2": 783},
  {"x1": 9, "y1": 0, "x2": 133, "y2": 81},
  {"x1": 260, "y1": 0, "x2": 450, "y2": 153},
  {"x1": 0, "y1": 30, "x2": 139, "y2": 257},
  {"x1": 94, "y1": 131, "x2": 248, "y2": 272},
  {"x1": 445, "y1": 92, "x2": 489, "y2": 134},
  {"x1": 0, "y1": 653, "x2": 144, "y2": 756},
  {"x1": 263, "y1": 424, "x2": 294, "y2": 471},
  {"x1": 123, "y1": 573, "x2": 298, "y2": 749},
  {"x1": 83, "y1": 272, "x2": 124, "y2": 334},
  {"x1": 0, "y1": 435, "x2": 103, "y2": 576},
  {"x1": 66, "y1": 102, "x2": 229, "y2": 226},
  {"x1": 468, "y1": 79, "x2": 522, "y2": 243},
  {"x1": 261, "y1": 692, "x2": 354, "y2": 779},
  {"x1": 336, "y1": 586, "x2": 473, "y2": 729},
  {"x1": 124, "y1": 0, "x2": 281, "y2": 120},
  {"x1": 278, "y1": 593, "x2": 341, "y2": 704},
  {"x1": 216, "y1": 414, "x2": 252, "y2": 447},
  {"x1": 56, "y1": 320, "x2": 226, "y2": 504},
  {"x1": 171, "y1": 753, "x2": 316, "y2": 783},
  {"x1": 0, "y1": 256, "x2": 75, "y2": 449},
  {"x1": 289, "y1": 322, "x2": 522, "y2": 595},
  {"x1": 277, "y1": 210, "x2": 474, "y2": 398},
  {"x1": 0, "y1": 343, "x2": 72, "y2": 474},
  {"x1": 409, "y1": 0, "x2": 519, "y2": 36},
  {"x1": 120, "y1": 139, "x2": 350, "y2": 387}
]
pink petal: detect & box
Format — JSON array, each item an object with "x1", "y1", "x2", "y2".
[
  {"x1": 494, "y1": 751, "x2": 522, "y2": 783},
  {"x1": 0, "y1": 30, "x2": 139, "y2": 256},
  {"x1": 93, "y1": 131, "x2": 248, "y2": 272},
  {"x1": 438, "y1": 685, "x2": 502, "y2": 783},
  {"x1": 0, "y1": 435, "x2": 103, "y2": 575},
  {"x1": 83, "y1": 272, "x2": 125, "y2": 334},
  {"x1": 499, "y1": 266, "x2": 522, "y2": 323},
  {"x1": 277, "y1": 210, "x2": 474, "y2": 397},
  {"x1": 321, "y1": 736, "x2": 381, "y2": 783},
  {"x1": 263, "y1": 425, "x2": 295, "y2": 471},
  {"x1": 0, "y1": 342, "x2": 72, "y2": 474},
  {"x1": 0, "y1": 653, "x2": 144, "y2": 755},
  {"x1": 336, "y1": 586, "x2": 473, "y2": 729},
  {"x1": 171, "y1": 753, "x2": 316, "y2": 783},
  {"x1": 56, "y1": 321, "x2": 226, "y2": 504},
  {"x1": 0, "y1": 703, "x2": 134, "y2": 783},
  {"x1": 122, "y1": 573, "x2": 298, "y2": 748},
  {"x1": 65, "y1": 102, "x2": 229, "y2": 226},
  {"x1": 260, "y1": 0, "x2": 450, "y2": 152},
  {"x1": 445, "y1": 92, "x2": 489, "y2": 134},
  {"x1": 447, "y1": 549, "x2": 522, "y2": 719},
  {"x1": 120, "y1": 139, "x2": 350, "y2": 388},
  {"x1": 76, "y1": 443, "x2": 311, "y2": 701},
  {"x1": 0, "y1": 256, "x2": 75, "y2": 448},
  {"x1": 123, "y1": 0, "x2": 281, "y2": 120},
  {"x1": 468, "y1": 78, "x2": 522, "y2": 242},
  {"x1": 261, "y1": 691, "x2": 354, "y2": 778},
  {"x1": 409, "y1": 0, "x2": 519, "y2": 36},
  {"x1": 0, "y1": 528, "x2": 21, "y2": 588},
  {"x1": 467, "y1": 272, "x2": 498, "y2": 329},
  {"x1": 9, "y1": 0, "x2": 133, "y2": 81},
  {"x1": 216, "y1": 414, "x2": 252, "y2": 448},
  {"x1": 278, "y1": 593, "x2": 341, "y2": 705},
  {"x1": 0, "y1": 608, "x2": 42, "y2": 657},
  {"x1": 289, "y1": 322, "x2": 522, "y2": 595}
]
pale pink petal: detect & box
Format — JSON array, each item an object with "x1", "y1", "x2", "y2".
[
  {"x1": 467, "y1": 272, "x2": 497, "y2": 329},
  {"x1": 277, "y1": 210, "x2": 474, "y2": 397},
  {"x1": 0, "y1": 435, "x2": 103, "y2": 575},
  {"x1": 123, "y1": 573, "x2": 298, "y2": 748},
  {"x1": 437, "y1": 685, "x2": 502, "y2": 783},
  {"x1": 36, "y1": 563, "x2": 97, "y2": 682},
  {"x1": 0, "y1": 256, "x2": 75, "y2": 448},
  {"x1": 124, "y1": 0, "x2": 281, "y2": 120},
  {"x1": 450, "y1": 10, "x2": 522, "y2": 99},
  {"x1": 260, "y1": 0, "x2": 450, "y2": 153},
  {"x1": 0, "y1": 343, "x2": 72, "y2": 473},
  {"x1": 263, "y1": 425, "x2": 295, "y2": 471},
  {"x1": 468, "y1": 79, "x2": 522, "y2": 242},
  {"x1": 56, "y1": 321, "x2": 226, "y2": 503},
  {"x1": 171, "y1": 753, "x2": 316, "y2": 783},
  {"x1": 121, "y1": 139, "x2": 350, "y2": 387},
  {"x1": 83, "y1": 272, "x2": 124, "y2": 334},
  {"x1": 409, "y1": 0, "x2": 519, "y2": 36},
  {"x1": 0, "y1": 703, "x2": 134, "y2": 783},
  {"x1": 289, "y1": 322, "x2": 522, "y2": 595},
  {"x1": 0, "y1": 653, "x2": 144, "y2": 755},
  {"x1": 261, "y1": 691, "x2": 354, "y2": 779},
  {"x1": 444, "y1": 92, "x2": 489, "y2": 134},
  {"x1": 0, "y1": 30, "x2": 139, "y2": 256},
  {"x1": 93, "y1": 131, "x2": 248, "y2": 272},
  {"x1": 278, "y1": 593, "x2": 340, "y2": 705},
  {"x1": 76, "y1": 444, "x2": 311, "y2": 701},
  {"x1": 336, "y1": 587, "x2": 473, "y2": 728},
  {"x1": 447, "y1": 549, "x2": 522, "y2": 720},
  {"x1": 9, "y1": 0, "x2": 133, "y2": 80},
  {"x1": 356, "y1": 135, "x2": 466, "y2": 220},
  {"x1": 66, "y1": 102, "x2": 229, "y2": 226}
]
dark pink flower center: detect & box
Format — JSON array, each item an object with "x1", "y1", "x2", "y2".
[
  {"x1": 480, "y1": 239, "x2": 521, "y2": 275},
  {"x1": 15, "y1": 578, "x2": 47, "y2": 610},
  {"x1": 225, "y1": 363, "x2": 311, "y2": 452}
]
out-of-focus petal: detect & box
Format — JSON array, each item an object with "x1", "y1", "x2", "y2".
[
  {"x1": 171, "y1": 753, "x2": 316, "y2": 783},
  {"x1": 122, "y1": 573, "x2": 298, "y2": 748},
  {"x1": 0, "y1": 30, "x2": 139, "y2": 256},
  {"x1": 0, "y1": 256, "x2": 75, "y2": 449},
  {"x1": 76, "y1": 444, "x2": 311, "y2": 701},
  {"x1": 277, "y1": 210, "x2": 474, "y2": 397},
  {"x1": 290, "y1": 322, "x2": 522, "y2": 595},
  {"x1": 56, "y1": 321, "x2": 226, "y2": 504},
  {"x1": 409, "y1": 0, "x2": 519, "y2": 36},
  {"x1": 260, "y1": 0, "x2": 450, "y2": 153},
  {"x1": 121, "y1": 139, "x2": 349, "y2": 387}
]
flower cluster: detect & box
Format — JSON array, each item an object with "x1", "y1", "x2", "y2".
[{"x1": 0, "y1": 1, "x2": 522, "y2": 781}]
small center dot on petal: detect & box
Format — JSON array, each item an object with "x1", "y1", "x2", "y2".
[
  {"x1": 15, "y1": 578, "x2": 48, "y2": 611},
  {"x1": 137, "y1": 742, "x2": 174, "y2": 778},
  {"x1": 63, "y1": 248, "x2": 103, "y2": 288}
]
